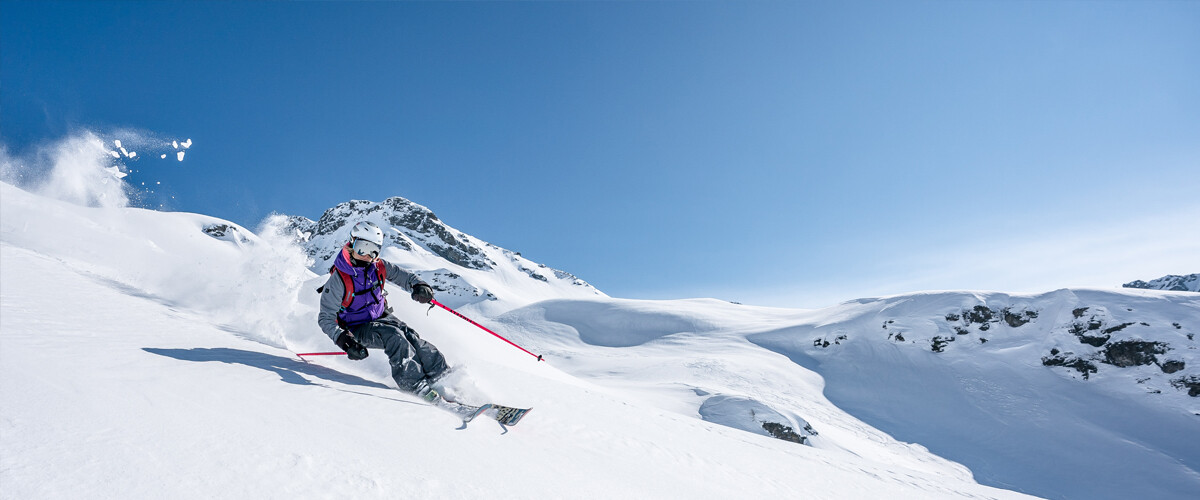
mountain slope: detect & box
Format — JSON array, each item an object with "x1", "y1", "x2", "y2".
[
  {"x1": 493, "y1": 290, "x2": 1200, "y2": 500},
  {"x1": 0, "y1": 182, "x2": 1032, "y2": 498}
]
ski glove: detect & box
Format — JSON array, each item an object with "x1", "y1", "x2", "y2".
[
  {"x1": 335, "y1": 331, "x2": 369, "y2": 361},
  {"x1": 411, "y1": 283, "x2": 434, "y2": 304}
]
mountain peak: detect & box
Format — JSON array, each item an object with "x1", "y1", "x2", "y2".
[
  {"x1": 1122, "y1": 274, "x2": 1200, "y2": 292},
  {"x1": 279, "y1": 195, "x2": 602, "y2": 308}
]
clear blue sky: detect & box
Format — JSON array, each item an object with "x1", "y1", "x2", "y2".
[{"x1": 3, "y1": 1, "x2": 1198, "y2": 307}]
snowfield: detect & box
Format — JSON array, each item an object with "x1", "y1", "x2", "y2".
[{"x1": 2, "y1": 178, "x2": 1198, "y2": 499}]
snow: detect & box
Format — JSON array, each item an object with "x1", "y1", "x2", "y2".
[
  {"x1": 0, "y1": 183, "x2": 1042, "y2": 499},
  {"x1": 2, "y1": 152, "x2": 1198, "y2": 498}
]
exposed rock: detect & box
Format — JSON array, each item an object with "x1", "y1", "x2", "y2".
[
  {"x1": 1002, "y1": 308, "x2": 1038, "y2": 328},
  {"x1": 1102, "y1": 340, "x2": 1168, "y2": 368},
  {"x1": 963, "y1": 305, "x2": 995, "y2": 325},
  {"x1": 1170, "y1": 375, "x2": 1200, "y2": 397},
  {"x1": 1068, "y1": 317, "x2": 1111, "y2": 347},
  {"x1": 1102, "y1": 322, "x2": 1135, "y2": 335},
  {"x1": 1161, "y1": 360, "x2": 1186, "y2": 374},
  {"x1": 762, "y1": 422, "x2": 808, "y2": 444},
  {"x1": 1042, "y1": 352, "x2": 1098, "y2": 379},
  {"x1": 202, "y1": 223, "x2": 250, "y2": 245},
  {"x1": 931, "y1": 336, "x2": 954, "y2": 353},
  {"x1": 814, "y1": 334, "x2": 847, "y2": 348},
  {"x1": 949, "y1": 305, "x2": 1036, "y2": 330}
]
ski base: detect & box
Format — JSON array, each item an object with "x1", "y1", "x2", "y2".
[{"x1": 491, "y1": 405, "x2": 532, "y2": 426}]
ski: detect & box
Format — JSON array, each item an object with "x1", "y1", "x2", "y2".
[
  {"x1": 429, "y1": 397, "x2": 531, "y2": 426},
  {"x1": 490, "y1": 404, "x2": 532, "y2": 426},
  {"x1": 430, "y1": 398, "x2": 491, "y2": 423}
]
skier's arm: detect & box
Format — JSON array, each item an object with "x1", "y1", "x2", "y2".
[
  {"x1": 380, "y1": 259, "x2": 428, "y2": 293},
  {"x1": 317, "y1": 274, "x2": 346, "y2": 342}
]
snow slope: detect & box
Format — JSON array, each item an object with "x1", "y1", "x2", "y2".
[
  {"x1": 0, "y1": 181, "x2": 1031, "y2": 499},
  {"x1": 495, "y1": 291, "x2": 1200, "y2": 500}
]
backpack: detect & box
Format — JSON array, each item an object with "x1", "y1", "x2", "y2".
[{"x1": 317, "y1": 244, "x2": 388, "y2": 310}]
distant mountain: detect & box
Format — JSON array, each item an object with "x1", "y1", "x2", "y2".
[
  {"x1": 1123, "y1": 274, "x2": 1200, "y2": 292},
  {"x1": 504, "y1": 287, "x2": 1200, "y2": 499},
  {"x1": 278, "y1": 196, "x2": 604, "y2": 311}
]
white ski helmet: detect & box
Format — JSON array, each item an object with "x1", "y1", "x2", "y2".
[{"x1": 349, "y1": 221, "x2": 384, "y2": 246}]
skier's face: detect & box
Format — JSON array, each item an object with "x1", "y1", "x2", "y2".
[{"x1": 351, "y1": 238, "x2": 380, "y2": 262}]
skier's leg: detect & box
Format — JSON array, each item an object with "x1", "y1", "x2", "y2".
[
  {"x1": 400, "y1": 324, "x2": 449, "y2": 381},
  {"x1": 350, "y1": 319, "x2": 426, "y2": 393}
]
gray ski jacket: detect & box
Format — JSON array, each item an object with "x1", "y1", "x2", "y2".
[{"x1": 317, "y1": 259, "x2": 428, "y2": 342}]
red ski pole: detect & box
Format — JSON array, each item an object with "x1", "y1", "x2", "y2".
[{"x1": 430, "y1": 299, "x2": 544, "y2": 361}]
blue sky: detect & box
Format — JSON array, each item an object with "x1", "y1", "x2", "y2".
[{"x1": 3, "y1": 1, "x2": 1198, "y2": 307}]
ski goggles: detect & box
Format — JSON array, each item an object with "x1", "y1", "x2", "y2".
[{"x1": 351, "y1": 238, "x2": 381, "y2": 259}]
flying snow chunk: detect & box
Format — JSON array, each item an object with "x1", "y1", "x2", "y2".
[
  {"x1": 173, "y1": 141, "x2": 179, "y2": 149},
  {"x1": 105, "y1": 166, "x2": 127, "y2": 179},
  {"x1": 177, "y1": 151, "x2": 185, "y2": 161},
  {"x1": 113, "y1": 140, "x2": 122, "y2": 148},
  {"x1": 128, "y1": 151, "x2": 137, "y2": 158},
  {"x1": 182, "y1": 139, "x2": 192, "y2": 149},
  {"x1": 160, "y1": 154, "x2": 167, "y2": 159},
  {"x1": 119, "y1": 147, "x2": 130, "y2": 157},
  {"x1": 109, "y1": 151, "x2": 121, "y2": 158}
]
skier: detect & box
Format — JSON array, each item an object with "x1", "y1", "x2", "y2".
[{"x1": 317, "y1": 221, "x2": 448, "y2": 401}]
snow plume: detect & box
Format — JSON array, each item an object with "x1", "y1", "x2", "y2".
[
  {"x1": 202, "y1": 215, "x2": 319, "y2": 349},
  {"x1": 1, "y1": 131, "x2": 131, "y2": 208},
  {"x1": 0, "y1": 130, "x2": 195, "y2": 210},
  {"x1": 121, "y1": 213, "x2": 319, "y2": 350},
  {"x1": 0, "y1": 180, "x2": 316, "y2": 350}
]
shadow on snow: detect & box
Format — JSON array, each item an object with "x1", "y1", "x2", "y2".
[{"x1": 142, "y1": 347, "x2": 392, "y2": 391}]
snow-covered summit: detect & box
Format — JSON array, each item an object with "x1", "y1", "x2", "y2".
[
  {"x1": 278, "y1": 196, "x2": 603, "y2": 311},
  {"x1": 1124, "y1": 274, "x2": 1200, "y2": 292}
]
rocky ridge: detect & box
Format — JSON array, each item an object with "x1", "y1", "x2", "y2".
[
  {"x1": 802, "y1": 290, "x2": 1200, "y2": 401},
  {"x1": 1123, "y1": 274, "x2": 1200, "y2": 292},
  {"x1": 276, "y1": 196, "x2": 602, "y2": 308}
]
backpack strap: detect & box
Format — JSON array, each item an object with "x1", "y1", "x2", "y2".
[
  {"x1": 375, "y1": 259, "x2": 387, "y2": 284},
  {"x1": 335, "y1": 267, "x2": 356, "y2": 309},
  {"x1": 330, "y1": 244, "x2": 387, "y2": 310}
]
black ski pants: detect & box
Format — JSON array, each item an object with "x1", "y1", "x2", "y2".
[{"x1": 349, "y1": 315, "x2": 448, "y2": 393}]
